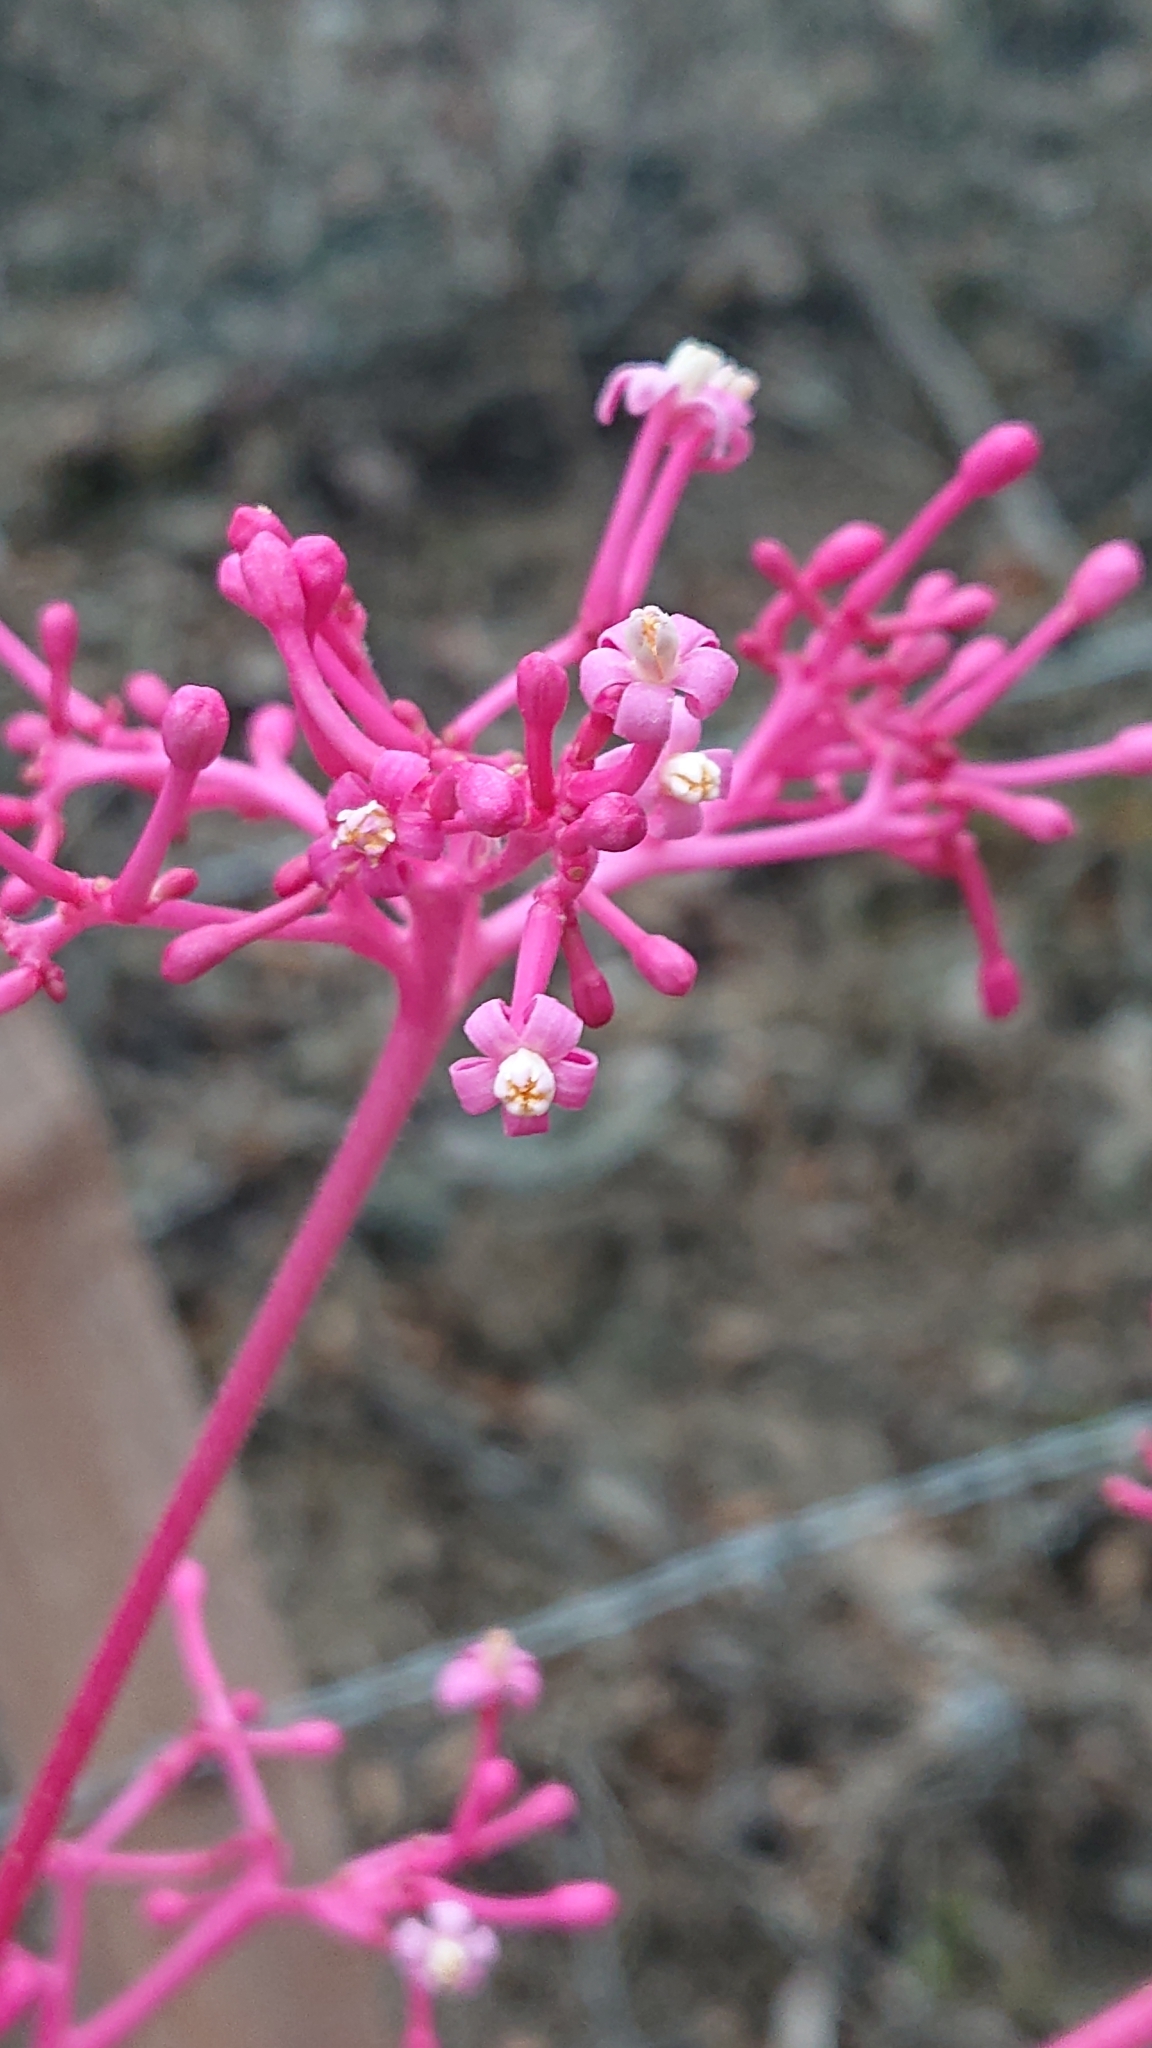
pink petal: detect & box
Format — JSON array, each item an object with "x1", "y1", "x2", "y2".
[
  {"x1": 680, "y1": 646, "x2": 738, "y2": 718},
  {"x1": 552, "y1": 1046, "x2": 598, "y2": 1109},
  {"x1": 578, "y1": 646, "x2": 631, "y2": 710},
  {"x1": 396, "y1": 813, "x2": 445, "y2": 861},
  {"x1": 614, "y1": 678, "x2": 674, "y2": 745},
  {"x1": 448, "y1": 1056, "x2": 499, "y2": 1115},
  {"x1": 370, "y1": 749, "x2": 430, "y2": 808},
  {"x1": 649, "y1": 792, "x2": 703, "y2": 841},
  {"x1": 462, "y1": 998, "x2": 518, "y2": 1059},
  {"x1": 668, "y1": 614, "x2": 719, "y2": 657},
  {"x1": 520, "y1": 993, "x2": 584, "y2": 1062},
  {"x1": 595, "y1": 366, "x2": 632, "y2": 425},
  {"x1": 324, "y1": 772, "x2": 370, "y2": 822},
  {"x1": 706, "y1": 747, "x2": 734, "y2": 798},
  {"x1": 501, "y1": 1107, "x2": 550, "y2": 1137},
  {"x1": 361, "y1": 853, "x2": 406, "y2": 899}
]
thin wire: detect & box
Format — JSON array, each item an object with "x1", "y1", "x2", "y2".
[{"x1": 4, "y1": 1401, "x2": 1147, "y2": 1839}]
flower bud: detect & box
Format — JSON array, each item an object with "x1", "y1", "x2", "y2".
[
  {"x1": 227, "y1": 505, "x2": 292, "y2": 550},
  {"x1": 1065, "y1": 540, "x2": 1144, "y2": 623},
  {"x1": 1112, "y1": 724, "x2": 1152, "y2": 772},
  {"x1": 150, "y1": 867, "x2": 199, "y2": 903},
  {"x1": 516, "y1": 651, "x2": 569, "y2": 728},
  {"x1": 579, "y1": 791, "x2": 647, "y2": 852},
  {"x1": 537, "y1": 1882, "x2": 618, "y2": 1930},
  {"x1": 632, "y1": 931, "x2": 697, "y2": 995},
  {"x1": 216, "y1": 551, "x2": 256, "y2": 615},
  {"x1": 161, "y1": 686, "x2": 230, "y2": 773},
  {"x1": 979, "y1": 956, "x2": 1022, "y2": 1020},
  {"x1": 37, "y1": 602, "x2": 79, "y2": 672},
  {"x1": 807, "y1": 521, "x2": 886, "y2": 585},
  {"x1": 273, "y1": 851, "x2": 313, "y2": 898},
  {"x1": 239, "y1": 532, "x2": 306, "y2": 626},
  {"x1": 291, "y1": 535, "x2": 348, "y2": 625},
  {"x1": 125, "y1": 672, "x2": 172, "y2": 723},
  {"x1": 750, "y1": 537, "x2": 798, "y2": 586},
  {"x1": 456, "y1": 761, "x2": 528, "y2": 835},
  {"x1": 958, "y1": 422, "x2": 1041, "y2": 496}
]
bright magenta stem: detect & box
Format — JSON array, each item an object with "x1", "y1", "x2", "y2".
[
  {"x1": 0, "y1": 943, "x2": 463, "y2": 1952},
  {"x1": 1047, "y1": 1980, "x2": 1152, "y2": 2048}
]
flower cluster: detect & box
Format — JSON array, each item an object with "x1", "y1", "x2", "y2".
[
  {"x1": 0, "y1": 334, "x2": 1151, "y2": 2043},
  {"x1": 0, "y1": 1560, "x2": 614, "y2": 2048}
]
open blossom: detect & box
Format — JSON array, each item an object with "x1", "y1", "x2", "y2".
[
  {"x1": 579, "y1": 606, "x2": 738, "y2": 744},
  {"x1": 449, "y1": 994, "x2": 598, "y2": 1136},
  {"x1": 596, "y1": 338, "x2": 758, "y2": 467},
  {"x1": 392, "y1": 1901, "x2": 500, "y2": 1998},
  {"x1": 435, "y1": 1630, "x2": 544, "y2": 1715},
  {"x1": 308, "y1": 753, "x2": 441, "y2": 897}
]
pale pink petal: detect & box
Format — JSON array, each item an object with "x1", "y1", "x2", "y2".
[
  {"x1": 594, "y1": 366, "x2": 633, "y2": 425},
  {"x1": 428, "y1": 1901, "x2": 474, "y2": 1938},
  {"x1": 578, "y1": 646, "x2": 632, "y2": 710},
  {"x1": 616, "y1": 364, "x2": 674, "y2": 416},
  {"x1": 552, "y1": 1046, "x2": 598, "y2": 1109},
  {"x1": 462, "y1": 998, "x2": 518, "y2": 1059},
  {"x1": 667, "y1": 614, "x2": 718, "y2": 657},
  {"x1": 448, "y1": 1056, "x2": 499, "y2": 1115},
  {"x1": 520, "y1": 993, "x2": 584, "y2": 1062},
  {"x1": 614, "y1": 678, "x2": 674, "y2": 745},
  {"x1": 434, "y1": 1645, "x2": 489, "y2": 1711},
  {"x1": 706, "y1": 747, "x2": 734, "y2": 798},
  {"x1": 649, "y1": 792, "x2": 703, "y2": 840},
  {"x1": 680, "y1": 646, "x2": 738, "y2": 718}
]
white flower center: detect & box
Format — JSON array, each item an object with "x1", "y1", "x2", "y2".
[
  {"x1": 426, "y1": 1937, "x2": 470, "y2": 1991},
  {"x1": 620, "y1": 605, "x2": 680, "y2": 683},
  {"x1": 660, "y1": 751, "x2": 722, "y2": 805},
  {"x1": 663, "y1": 339, "x2": 758, "y2": 404},
  {"x1": 331, "y1": 799, "x2": 397, "y2": 864},
  {"x1": 493, "y1": 1048, "x2": 556, "y2": 1118}
]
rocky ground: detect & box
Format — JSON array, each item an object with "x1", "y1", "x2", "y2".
[{"x1": 8, "y1": 2, "x2": 1152, "y2": 2043}]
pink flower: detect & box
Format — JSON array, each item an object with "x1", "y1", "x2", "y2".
[
  {"x1": 434, "y1": 1630, "x2": 544, "y2": 1715},
  {"x1": 579, "y1": 607, "x2": 738, "y2": 745},
  {"x1": 391, "y1": 1900, "x2": 499, "y2": 1997},
  {"x1": 449, "y1": 994, "x2": 598, "y2": 1136},
  {"x1": 596, "y1": 338, "x2": 758, "y2": 468},
  {"x1": 308, "y1": 754, "x2": 441, "y2": 898},
  {"x1": 631, "y1": 701, "x2": 733, "y2": 840}
]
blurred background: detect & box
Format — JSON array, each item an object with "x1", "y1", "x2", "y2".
[{"x1": 7, "y1": 1, "x2": 1152, "y2": 2042}]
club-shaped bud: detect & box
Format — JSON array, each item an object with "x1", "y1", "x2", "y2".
[
  {"x1": 1065, "y1": 540, "x2": 1144, "y2": 624},
  {"x1": 161, "y1": 686, "x2": 230, "y2": 773},
  {"x1": 578, "y1": 791, "x2": 647, "y2": 852},
  {"x1": 456, "y1": 761, "x2": 528, "y2": 835},
  {"x1": 958, "y1": 422, "x2": 1042, "y2": 496}
]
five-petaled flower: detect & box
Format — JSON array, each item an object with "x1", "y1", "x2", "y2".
[
  {"x1": 434, "y1": 1630, "x2": 544, "y2": 1715},
  {"x1": 308, "y1": 753, "x2": 441, "y2": 897},
  {"x1": 392, "y1": 1900, "x2": 500, "y2": 1997},
  {"x1": 579, "y1": 606, "x2": 738, "y2": 744},
  {"x1": 449, "y1": 995, "x2": 598, "y2": 1136},
  {"x1": 596, "y1": 339, "x2": 759, "y2": 467}
]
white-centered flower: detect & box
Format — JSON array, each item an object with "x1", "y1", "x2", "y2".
[
  {"x1": 664, "y1": 338, "x2": 758, "y2": 405},
  {"x1": 492, "y1": 1047, "x2": 557, "y2": 1118},
  {"x1": 618, "y1": 606, "x2": 681, "y2": 684},
  {"x1": 660, "y1": 750, "x2": 724, "y2": 805},
  {"x1": 426, "y1": 1933, "x2": 473, "y2": 1991},
  {"x1": 331, "y1": 799, "x2": 397, "y2": 865}
]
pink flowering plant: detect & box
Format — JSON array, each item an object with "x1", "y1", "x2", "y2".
[{"x1": 0, "y1": 332, "x2": 1150, "y2": 2042}]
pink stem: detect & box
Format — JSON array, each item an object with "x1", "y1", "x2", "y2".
[
  {"x1": 0, "y1": 933, "x2": 465, "y2": 1951},
  {"x1": 1046, "y1": 1981, "x2": 1152, "y2": 2048},
  {"x1": 616, "y1": 427, "x2": 709, "y2": 613},
  {"x1": 0, "y1": 621, "x2": 102, "y2": 738},
  {"x1": 0, "y1": 829, "x2": 86, "y2": 907},
  {"x1": 68, "y1": 1875, "x2": 278, "y2": 2048},
  {"x1": 109, "y1": 767, "x2": 196, "y2": 920},
  {"x1": 577, "y1": 398, "x2": 677, "y2": 631}
]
